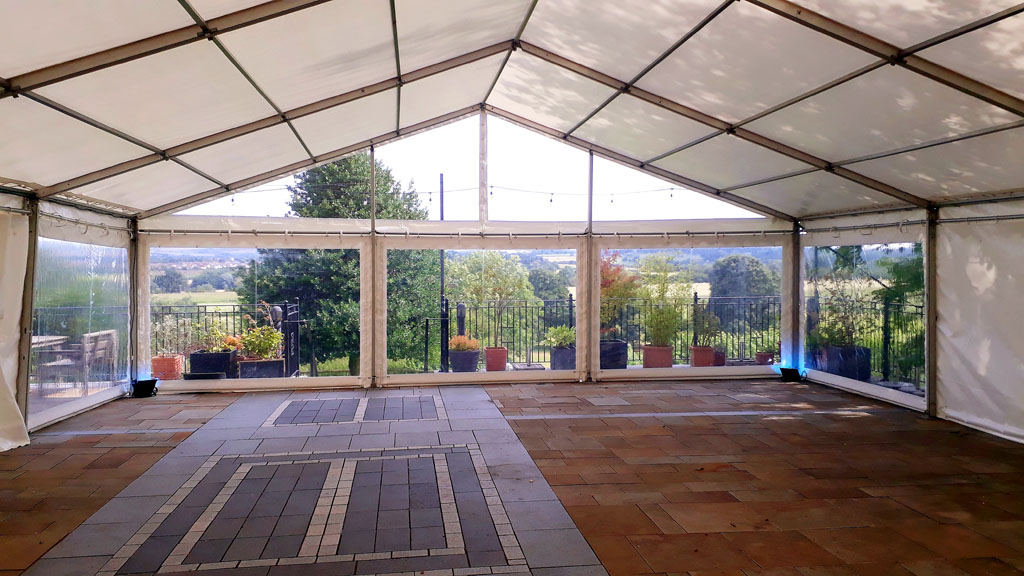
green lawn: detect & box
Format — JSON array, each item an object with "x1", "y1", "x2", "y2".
[{"x1": 150, "y1": 291, "x2": 240, "y2": 306}]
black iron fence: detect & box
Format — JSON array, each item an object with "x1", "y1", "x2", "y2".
[{"x1": 806, "y1": 296, "x2": 925, "y2": 387}]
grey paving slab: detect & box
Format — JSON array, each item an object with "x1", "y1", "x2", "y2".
[
  {"x1": 479, "y1": 442, "x2": 534, "y2": 466},
  {"x1": 216, "y1": 439, "x2": 262, "y2": 455},
  {"x1": 118, "y1": 472, "x2": 191, "y2": 497},
  {"x1": 357, "y1": 421, "x2": 390, "y2": 434},
  {"x1": 349, "y1": 433, "x2": 395, "y2": 449},
  {"x1": 45, "y1": 522, "x2": 139, "y2": 558},
  {"x1": 21, "y1": 556, "x2": 111, "y2": 576},
  {"x1": 395, "y1": 431, "x2": 439, "y2": 446},
  {"x1": 84, "y1": 495, "x2": 169, "y2": 524},
  {"x1": 449, "y1": 418, "x2": 512, "y2": 431},
  {"x1": 303, "y1": 435, "x2": 351, "y2": 451},
  {"x1": 438, "y1": 430, "x2": 477, "y2": 444},
  {"x1": 145, "y1": 455, "x2": 208, "y2": 475},
  {"x1": 473, "y1": 428, "x2": 520, "y2": 443},
  {"x1": 186, "y1": 426, "x2": 260, "y2": 441},
  {"x1": 256, "y1": 437, "x2": 308, "y2": 453},
  {"x1": 532, "y1": 566, "x2": 610, "y2": 576},
  {"x1": 316, "y1": 422, "x2": 360, "y2": 436},
  {"x1": 389, "y1": 419, "x2": 451, "y2": 433},
  {"x1": 504, "y1": 500, "x2": 577, "y2": 531},
  {"x1": 446, "y1": 408, "x2": 504, "y2": 419},
  {"x1": 492, "y1": 476, "x2": 559, "y2": 502},
  {"x1": 171, "y1": 438, "x2": 225, "y2": 456},
  {"x1": 517, "y1": 528, "x2": 600, "y2": 568}
]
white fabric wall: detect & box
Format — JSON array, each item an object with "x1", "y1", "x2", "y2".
[
  {"x1": 936, "y1": 206, "x2": 1024, "y2": 442},
  {"x1": 0, "y1": 208, "x2": 31, "y2": 450}
]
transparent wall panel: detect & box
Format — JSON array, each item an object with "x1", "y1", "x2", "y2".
[
  {"x1": 29, "y1": 239, "x2": 130, "y2": 417},
  {"x1": 387, "y1": 249, "x2": 578, "y2": 373},
  {"x1": 376, "y1": 116, "x2": 479, "y2": 222},
  {"x1": 592, "y1": 157, "x2": 761, "y2": 221},
  {"x1": 803, "y1": 243, "x2": 925, "y2": 397},
  {"x1": 598, "y1": 247, "x2": 782, "y2": 369},
  {"x1": 149, "y1": 247, "x2": 360, "y2": 379},
  {"x1": 487, "y1": 116, "x2": 588, "y2": 222}
]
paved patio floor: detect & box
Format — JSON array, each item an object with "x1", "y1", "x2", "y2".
[{"x1": 2, "y1": 379, "x2": 1023, "y2": 576}]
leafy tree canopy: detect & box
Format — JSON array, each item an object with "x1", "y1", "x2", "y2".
[
  {"x1": 528, "y1": 268, "x2": 570, "y2": 301},
  {"x1": 708, "y1": 254, "x2": 779, "y2": 298},
  {"x1": 153, "y1": 269, "x2": 187, "y2": 294},
  {"x1": 447, "y1": 252, "x2": 534, "y2": 306}
]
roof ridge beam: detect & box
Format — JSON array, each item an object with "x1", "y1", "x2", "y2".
[
  {"x1": 517, "y1": 43, "x2": 928, "y2": 208},
  {"x1": 0, "y1": 0, "x2": 334, "y2": 98},
  {"x1": 483, "y1": 104, "x2": 795, "y2": 221},
  {"x1": 35, "y1": 41, "x2": 512, "y2": 199},
  {"x1": 744, "y1": 0, "x2": 1024, "y2": 117}
]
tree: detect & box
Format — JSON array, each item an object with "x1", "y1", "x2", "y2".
[
  {"x1": 599, "y1": 251, "x2": 640, "y2": 335},
  {"x1": 192, "y1": 269, "x2": 235, "y2": 291},
  {"x1": 236, "y1": 152, "x2": 437, "y2": 372},
  {"x1": 447, "y1": 252, "x2": 535, "y2": 347},
  {"x1": 708, "y1": 254, "x2": 779, "y2": 298},
  {"x1": 153, "y1": 269, "x2": 186, "y2": 293},
  {"x1": 528, "y1": 269, "x2": 569, "y2": 301}
]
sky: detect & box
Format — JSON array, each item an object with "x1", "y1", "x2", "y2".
[{"x1": 180, "y1": 115, "x2": 759, "y2": 221}]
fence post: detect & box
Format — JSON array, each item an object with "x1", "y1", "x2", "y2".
[
  {"x1": 440, "y1": 298, "x2": 450, "y2": 373},
  {"x1": 568, "y1": 293, "x2": 575, "y2": 328},
  {"x1": 457, "y1": 302, "x2": 466, "y2": 336},
  {"x1": 691, "y1": 292, "x2": 699, "y2": 347},
  {"x1": 881, "y1": 296, "x2": 892, "y2": 382},
  {"x1": 424, "y1": 319, "x2": 431, "y2": 374}
]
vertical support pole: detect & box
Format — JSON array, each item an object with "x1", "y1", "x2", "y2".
[
  {"x1": 479, "y1": 107, "x2": 488, "y2": 225},
  {"x1": 128, "y1": 218, "x2": 139, "y2": 383},
  {"x1": 15, "y1": 197, "x2": 38, "y2": 422},
  {"x1": 584, "y1": 151, "x2": 595, "y2": 382},
  {"x1": 925, "y1": 207, "x2": 938, "y2": 417},
  {"x1": 440, "y1": 298, "x2": 449, "y2": 372},
  {"x1": 787, "y1": 222, "x2": 802, "y2": 370},
  {"x1": 135, "y1": 234, "x2": 152, "y2": 381},
  {"x1": 369, "y1": 145, "x2": 378, "y2": 388},
  {"x1": 881, "y1": 296, "x2": 891, "y2": 382}
]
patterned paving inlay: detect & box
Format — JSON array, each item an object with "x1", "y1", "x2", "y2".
[
  {"x1": 104, "y1": 445, "x2": 522, "y2": 575},
  {"x1": 266, "y1": 395, "x2": 444, "y2": 427}
]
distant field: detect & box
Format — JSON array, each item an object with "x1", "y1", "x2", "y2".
[{"x1": 150, "y1": 291, "x2": 240, "y2": 306}]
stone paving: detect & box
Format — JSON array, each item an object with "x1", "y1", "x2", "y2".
[{"x1": 20, "y1": 386, "x2": 602, "y2": 576}]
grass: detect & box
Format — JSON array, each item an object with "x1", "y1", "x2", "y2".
[
  {"x1": 298, "y1": 356, "x2": 425, "y2": 376},
  {"x1": 151, "y1": 291, "x2": 240, "y2": 306}
]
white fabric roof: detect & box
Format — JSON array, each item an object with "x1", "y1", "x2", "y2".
[{"x1": 0, "y1": 0, "x2": 1021, "y2": 220}]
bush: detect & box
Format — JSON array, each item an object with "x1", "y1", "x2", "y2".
[
  {"x1": 449, "y1": 335, "x2": 480, "y2": 351},
  {"x1": 542, "y1": 325, "x2": 576, "y2": 348},
  {"x1": 241, "y1": 325, "x2": 283, "y2": 359}
]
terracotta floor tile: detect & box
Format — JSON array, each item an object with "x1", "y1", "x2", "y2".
[
  {"x1": 587, "y1": 534, "x2": 654, "y2": 576},
  {"x1": 629, "y1": 534, "x2": 757, "y2": 573},
  {"x1": 901, "y1": 559, "x2": 972, "y2": 576},
  {"x1": 965, "y1": 522, "x2": 1024, "y2": 554},
  {"x1": 568, "y1": 505, "x2": 662, "y2": 536},
  {"x1": 891, "y1": 519, "x2": 1018, "y2": 559},
  {"x1": 661, "y1": 502, "x2": 773, "y2": 533},
  {"x1": 951, "y1": 558, "x2": 1024, "y2": 576},
  {"x1": 801, "y1": 527, "x2": 939, "y2": 564},
  {"x1": 724, "y1": 531, "x2": 843, "y2": 568},
  {"x1": 846, "y1": 563, "x2": 915, "y2": 576},
  {"x1": 639, "y1": 503, "x2": 686, "y2": 534}
]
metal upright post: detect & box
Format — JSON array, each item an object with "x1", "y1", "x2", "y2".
[
  {"x1": 16, "y1": 197, "x2": 39, "y2": 421},
  {"x1": 369, "y1": 145, "x2": 378, "y2": 387},
  {"x1": 479, "y1": 107, "x2": 488, "y2": 225},
  {"x1": 925, "y1": 207, "x2": 939, "y2": 417},
  {"x1": 128, "y1": 218, "x2": 139, "y2": 382}
]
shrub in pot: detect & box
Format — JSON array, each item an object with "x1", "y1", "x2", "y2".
[
  {"x1": 599, "y1": 251, "x2": 640, "y2": 369},
  {"x1": 689, "y1": 302, "x2": 721, "y2": 367},
  {"x1": 756, "y1": 346, "x2": 775, "y2": 365},
  {"x1": 150, "y1": 316, "x2": 191, "y2": 380},
  {"x1": 238, "y1": 324, "x2": 285, "y2": 379},
  {"x1": 188, "y1": 325, "x2": 238, "y2": 378},
  {"x1": 639, "y1": 255, "x2": 688, "y2": 369},
  {"x1": 485, "y1": 346, "x2": 508, "y2": 371},
  {"x1": 543, "y1": 326, "x2": 576, "y2": 371},
  {"x1": 449, "y1": 335, "x2": 480, "y2": 373}
]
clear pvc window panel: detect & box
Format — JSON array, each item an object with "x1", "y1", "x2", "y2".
[
  {"x1": 521, "y1": 0, "x2": 722, "y2": 82},
  {"x1": 399, "y1": 54, "x2": 505, "y2": 128},
  {"x1": 652, "y1": 134, "x2": 808, "y2": 190},
  {"x1": 574, "y1": 95, "x2": 716, "y2": 162},
  {"x1": 598, "y1": 247, "x2": 782, "y2": 369},
  {"x1": 35, "y1": 42, "x2": 275, "y2": 150},
  {"x1": 792, "y1": 0, "x2": 1020, "y2": 47},
  {"x1": 803, "y1": 242, "x2": 926, "y2": 397},
  {"x1": 730, "y1": 171, "x2": 905, "y2": 218},
  {"x1": 746, "y1": 64, "x2": 1019, "y2": 162},
  {"x1": 849, "y1": 127, "x2": 1024, "y2": 200},
  {"x1": 487, "y1": 52, "x2": 616, "y2": 133},
  {"x1": 636, "y1": 2, "x2": 874, "y2": 123},
  {"x1": 0, "y1": 97, "x2": 148, "y2": 188},
  {"x1": 218, "y1": 0, "x2": 396, "y2": 111},
  {"x1": 29, "y1": 239, "x2": 130, "y2": 419},
  {"x1": 291, "y1": 90, "x2": 398, "y2": 157},
  {"x1": 592, "y1": 157, "x2": 760, "y2": 221},
  {"x1": 376, "y1": 116, "x2": 479, "y2": 222},
  {"x1": 70, "y1": 162, "x2": 214, "y2": 212},
  {"x1": 920, "y1": 14, "x2": 1024, "y2": 100},
  {"x1": 178, "y1": 124, "x2": 309, "y2": 186},
  {"x1": 0, "y1": 0, "x2": 193, "y2": 78},
  {"x1": 486, "y1": 116, "x2": 588, "y2": 222},
  {"x1": 395, "y1": 0, "x2": 531, "y2": 72}
]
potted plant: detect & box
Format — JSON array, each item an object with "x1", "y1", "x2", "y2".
[
  {"x1": 713, "y1": 345, "x2": 727, "y2": 366},
  {"x1": 543, "y1": 325, "x2": 576, "y2": 371},
  {"x1": 599, "y1": 251, "x2": 640, "y2": 369},
  {"x1": 485, "y1": 345, "x2": 508, "y2": 372},
  {"x1": 689, "y1": 302, "x2": 721, "y2": 367},
  {"x1": 639, "y1": 255, "x2": 688, "y2": 369},
  {"x1": 807, "y1": 271, "x2": 871, "y2": 382},
  {"x1": 188, "y1": 325, "x2": 238, "y2": 378},
  {"x1": 238, "y1": 325, "x2": 285, "y2": 378},
  {"x1": 449, "y1": 335, "x2": 480, "y2": 373},
  {"x1": 756, "y1": 346, "x2": 775, "y2": 365},
  {"x1": 150, "y1": 316, "x2": 190, "y2": 380}
]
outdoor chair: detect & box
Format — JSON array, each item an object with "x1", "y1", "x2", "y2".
[{"x1": 35, "y1": 330, "x2": 119, "y2": 397}]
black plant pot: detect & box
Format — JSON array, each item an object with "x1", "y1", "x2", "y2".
[
  {"x1": 450, "y1": 350, "x2": 480, "y2": 373},
  {"x1": 239, "y1": 359, "x2": 286, "y2": 379},
  {"x1": 189, "y1": 350, "x2": 238, "y2": 378},
  {"x1": 821, "y1": 346, "x2": 872, "y2": 382},
  {"x1": 599, "y1": 339, "x2": 628, "y2": 370},
  {"x1": 550, "y1": 346, "x2": 576, "y2": 371},
  {"x1": 131, "y1": 379, "x2": 158, "y2": 398}
]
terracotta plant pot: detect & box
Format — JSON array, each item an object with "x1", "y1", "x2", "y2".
[
  {"x1": 151, "y1": 354, "x2": 184, "y2": 380},
  {"x1": 756, "y1": 352, "x2": 775, "y2": 365},
  {"x1": 642, "y1": 345, "x2": 674, "y2": 368},
  {"x1": 485, "y1": 347, "x2": 508, "y2": 371},
  {"x1": 690, "y1": 345, "x2": 715, "y2": 367},
  {"x1": 450, "y1": 350, "x2": 479, "y2": 372}
]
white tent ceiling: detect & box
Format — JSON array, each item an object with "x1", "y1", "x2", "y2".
[{"x1": 1, "y1": 0, "x2": 1022, "y2": 221}]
